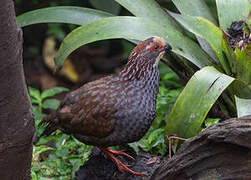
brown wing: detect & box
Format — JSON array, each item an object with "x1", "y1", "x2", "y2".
[{"x1": 57, "y1": 76, "x2": 120, "y2": 138}]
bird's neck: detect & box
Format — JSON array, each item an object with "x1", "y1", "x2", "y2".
[{"x1": 119, "y1": 56, "x2": 157, "y2": 81}]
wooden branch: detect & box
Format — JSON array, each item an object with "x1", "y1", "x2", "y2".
[{"x1": 76, "y1": 115, "x2": 251, "y2": 180}]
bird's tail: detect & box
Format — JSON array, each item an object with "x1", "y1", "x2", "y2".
[
  {"x1": 39, "y1": 112, "x2": 59, "y2": 137},
  {"x1": 33, "y1": 112, "x2": 59, "y2": 144}
]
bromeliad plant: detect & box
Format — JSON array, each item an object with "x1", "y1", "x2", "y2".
[{"x1": 18, "y1": 0, "x2": 251, "y2": 150}]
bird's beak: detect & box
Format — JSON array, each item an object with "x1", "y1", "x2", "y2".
[{"x1": 164, "y1": 43, "x2": 172, "y2": 52}]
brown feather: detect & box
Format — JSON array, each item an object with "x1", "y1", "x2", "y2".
[{"x1": 39, "y1": 36, "x2": 171, "y2": 147}]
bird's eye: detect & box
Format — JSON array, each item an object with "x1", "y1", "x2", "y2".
[
  {"x1": 154, "y1": 45, "x2": 160, "y2": 50},
  {"x1": 149, "y1": 44, "x2": 160, "y2": 52}
]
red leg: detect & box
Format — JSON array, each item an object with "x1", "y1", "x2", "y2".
[
  {"x1": 168, "y1": 135, "x2": 186, "y2": 159},
  {"x1": 99, "y1": 147, "x2": 144, "y2": 177},
  {"x1": 105, "y1": 148, "x2": 135, "y2": 160}
]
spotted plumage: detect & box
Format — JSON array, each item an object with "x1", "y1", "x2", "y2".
[{"x1": 40, "y1": 36, "x2": 172, "y2": 176}]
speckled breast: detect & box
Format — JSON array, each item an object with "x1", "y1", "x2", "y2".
[{"x1": 112, "y1": 68, "x2": 160, "y2": 144}]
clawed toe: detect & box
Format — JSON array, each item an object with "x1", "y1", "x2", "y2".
[
  {"x1": 168, "y1": 134, "x2": 187, "y2": 159},
  {"x1": 99, "y1": 147, "x2": 144, "y2": 177}
]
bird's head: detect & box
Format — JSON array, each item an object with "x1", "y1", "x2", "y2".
[
  {"x1": 129, "y1": 36, "x2": 172, "y2": 67},
  {"x1": 120, "y1": 36, "x2": 172, "y2": 80}
]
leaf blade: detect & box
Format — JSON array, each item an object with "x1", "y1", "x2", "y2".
[
  {"x1": 41, "y1": 87, "x2": 69, "y2": 100},
  {"x1": 172, "y1": 0, "x2": 218, "y2": 61},
  {"x1": 216, "y1": 0, "x2": 251, "y2": 31},
  {"x1": 235, "y1": 44, "x2": 251, "y2": 85},
  {"x1": 28, "y1": 87, "x2": 41, "y2": 101},
  {"x1": 165, "y1": 66, "x2": 234, "y2": 139},
  {"x1": 89, "y1": 0, "x2": 121, "y2": 15},
  {"x1": 172, "y1": 0, "x2": 217, "y2": 24},
  {"x1": 17, "y1": 6, "x2": 113, "y2": 27},
  {"x1": 42, "y1": 99, "x2": 61, "y2": 110},
  {"x1": 114, "y1": 0, "x2": 182, "y2": 30},
  {"x1": 54, "y1": 16, "x2": 214, "y2": 70},
  {"x1": 235, "y1": 96, "x2": 251, "y2": 117},
  {"x1": 170, "y1": 13, "x2": 230, "y2": 74}
]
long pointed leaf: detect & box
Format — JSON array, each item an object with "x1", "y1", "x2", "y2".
[
  {"x1": 114, "y1": 0, "x2": 217, "y2": 69},
  {"x1": 170, "y1": 13, "x2": 230, "y2": 74},
  {"x1": 222, "y1": 33, "x2": 237, "y2": 74},
  {"x1": 216, "y1": 0, "x2": 251, "y2": 31},
  {"x1": 235, "y1": 44, "x2": 251, "y2": 85},
  {"x1": 165, "y1": 66, "x2": 234, "y2": 139},
  {"x1": 55, "y1": 16, "x2": 214, "y2": 70},
  {"x1": 172, "y1": 0, "x2": 218, "y2": 62},
  {"x1": 89, "y1": 0, "x2": 121, "y2": 15},
  {"x1": 172, "y1": 0, "x2": 217, "y2": 24},
  {"x1": 17, "y1": 6, "x2": 113, "y2": 27},
  {"x1": 41, "y1": 87, "x2": 69, "y2": 100},
  {"x1": 235, "y1": 96, "x2": 251, "y2": 117},
  {"x1": 114, "y1": 0, "x2": 182, "y2": 30}
]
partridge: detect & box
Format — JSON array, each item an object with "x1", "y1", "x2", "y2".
[{"x1": 40, "y1": 36, "x2": 172, "y2": 176}]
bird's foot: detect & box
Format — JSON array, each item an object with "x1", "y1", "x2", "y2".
[
  {"x1": 168, "y1": 135, "x2": 187, "y2": 159},
  {"x1": 99, "y1": 147, "x2": 144, "y2": 177},
  {"x1": 104, "y1": 147, "x2": 135, "y2": 160}
]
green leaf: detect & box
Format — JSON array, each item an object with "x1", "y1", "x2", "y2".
[
  {"x1": 42, "y1": 99, "x2": 60, "y2": 110},
  {"x1": 165, "y1": 66, "x2": 234, "y2": 139},
  {"x1": 89, "y1": 0, "x2": 121, "y2": 15},
  {"x1": 228, "y1": 80, "x2": 251, "y2": 99},
  {"x1": 222, "y1": 33, "x2": 237, "y2": 74},
  {"x1": 55, "y1": 148, "x2": 69, "y2": 158},
  {"x1": 235, "y1": 44, "x2": 251, "y2": 85},
  {"x1": 28, "y1": 87, "x2": 41, "y2": 101},
  {"x1": 33, "y1": 145, "x2": 55, "y2": 157},
  {"x1": 17, "y1": 6, "x2": 113, "y2": 27},
  {"x1": 205, "y1": 0, "x2": 218, "y2": 20},
  {"x1": 32, "y1": 106, "x2": 42, "y2": 123},
  {"x1": 128, "y1": 142, "x2": 140, "y2": 155},
  {"x1": 216, "y1": 0, "x2": 251, "y2": 31},
  {"x1": 41, "y1": 87, "x2": 69, "y2": 100},
  {"x1": 172, "y1": 0, "x2": 217, "y2": 24},
  {"x1": 172, "y1": 0, "x2": 218, "y2": 61},
  {"x1": 31, "y1": 170, "x2": 37, "y2": 180},
  {"x1": 235, "y1": 96, "x2": 251, "y2": 117},
  {"x1": 148, "y1": 128, "x2": 164, "y2": 143},
  {"x1": 30, "y1": 97, "x2": 40, "y2": 105},
  {"x1": 114, "y1": 0, "x2": 182, "y2": 30},
  {"x1": 170, "y1": 13, "x2": 230, "y2": 74},
  {"x1": 204, "y1": 118, "x2": 220, "y2": 128},
  {"x1": 69, "y1": 158, "x2": 82, "y2": 172},
  {"x1": 55, "y1": 16, "x2": 214, "y2": 70}
]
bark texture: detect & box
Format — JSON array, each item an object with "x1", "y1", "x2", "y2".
[
  {"x1": 0, "y1": 0, "x2": 34, "y2": 179},
  {"x1": 76, "y1": 115, "x2": 251, "y2": 180},
  {"x1": 149, "y1": 115, "x2": 251, "y2": 180}
]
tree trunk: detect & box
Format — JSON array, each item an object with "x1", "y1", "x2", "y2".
[{"x1": 0, "y1": 0, "x2": 34, "y2": 179}]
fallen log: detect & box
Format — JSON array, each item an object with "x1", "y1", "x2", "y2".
[{"x1": 76, "y1": 115, "x2": 251, "y2": 180}]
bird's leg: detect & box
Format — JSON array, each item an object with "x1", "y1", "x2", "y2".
[
  {"x1": 104, "y1": 147, "x2": 135, "y2": 160},
  {"x1": 99, "y1": 147, "x2": 144, "y2": 177},
  {"x1": 168, "y1": 135, "x2": 187, "y2": 159}
]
